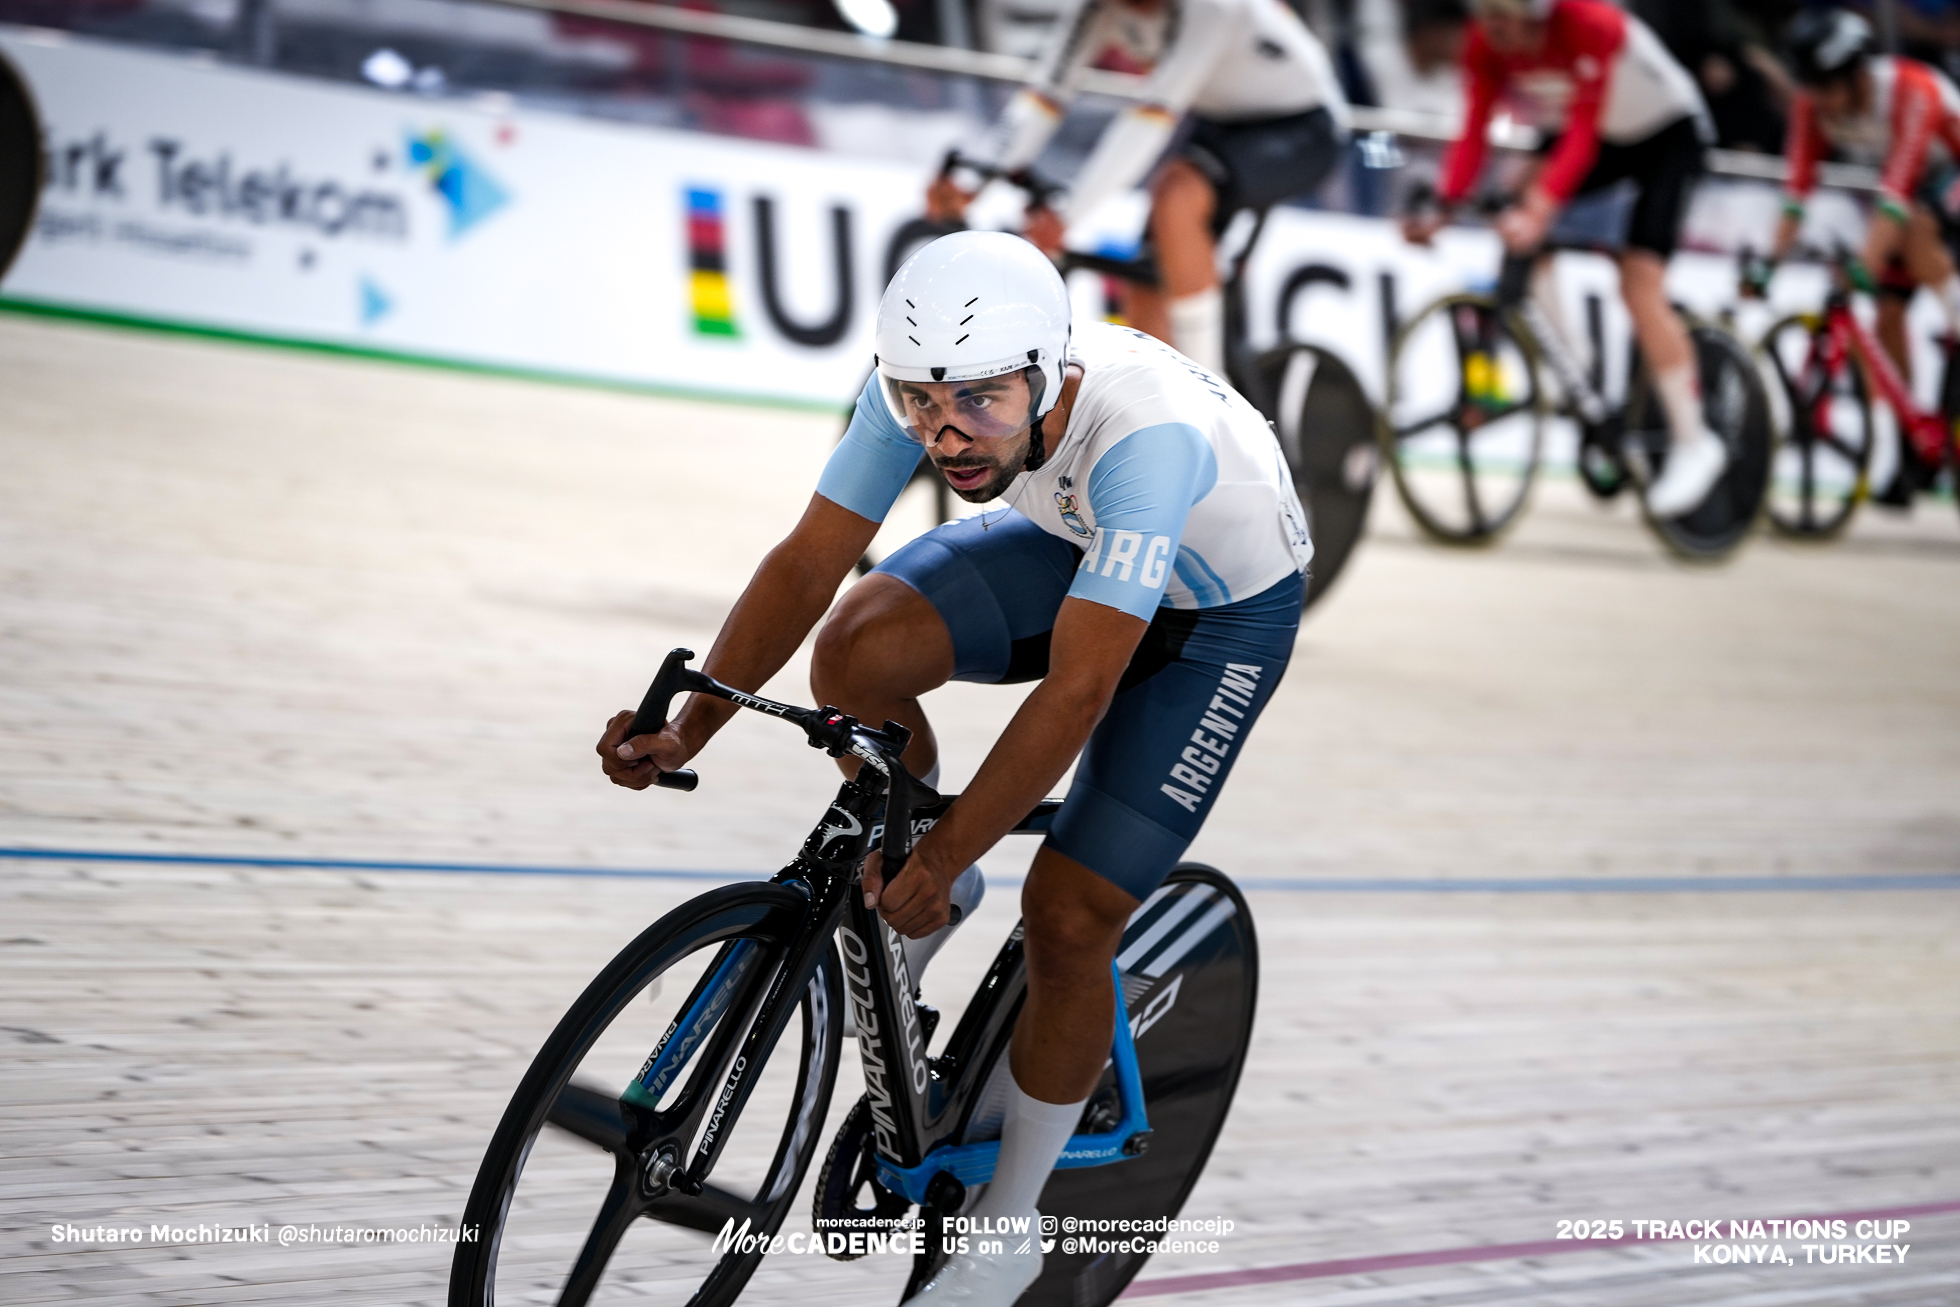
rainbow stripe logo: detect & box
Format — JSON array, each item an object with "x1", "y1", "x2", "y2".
[{"x1": 686, "y1": 187, "x2": 739, "y2": 338}]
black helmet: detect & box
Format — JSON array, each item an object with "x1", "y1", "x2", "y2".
[{"x1": 1788, "y1": 8, "x2": 1873, "y2": 87}]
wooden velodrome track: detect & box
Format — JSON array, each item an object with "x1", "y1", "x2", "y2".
[{"x1": 2, "y1": 313, "x2": 1957, "y2": 1305}]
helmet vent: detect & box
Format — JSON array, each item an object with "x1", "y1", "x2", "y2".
[
  {"x1": 955, "y1": 335, "x2": 969, "y2": 345},
  {"x1": 931, "y1": 367, "x2": 946, "y2": 380},
  {"x1": 910, "y1": 336, "x2": 921, "y2": 346},
  {"x1": 960, "y1": 316, "x2": 973, "y2": 325},
  {"x1": 965, "y1": 298, "x2": 978, "y2": 307}
]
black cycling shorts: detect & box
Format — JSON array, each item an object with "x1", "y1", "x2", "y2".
[
  {"x1": 1546, "y1": 115, "x2": 1705, "y2": 259},
  {"x1": 1182, "y1": 105, "x2": 1347, "y2": 227}
]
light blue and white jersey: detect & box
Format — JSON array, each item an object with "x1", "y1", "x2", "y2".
[{"x1": 818, "y1": 320, "x2": 1312, "y2": 619}]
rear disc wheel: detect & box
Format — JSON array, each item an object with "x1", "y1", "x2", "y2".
[
  {"x1": 1256, "y1": 343, "x2": 1376, "y2": 612},
  {"x1": 1014, "y1": 864, "x2": 1258, "y2": 1307},
  {"x1": 1634, "y1": 318, "x2": 1773, "y2": 560}
]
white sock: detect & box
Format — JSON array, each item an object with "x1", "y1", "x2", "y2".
[
  {"x1": 1167, "y1": 287, "x2": 1224, "y2": 375},
  {"x1": 1938, "y1": 275, "x2": 1960, "y2": 336},
  {"x1": 1653, "y1": 362, "x2": 1704, "y2": 449},
  {"x1": 898, "y1": 762, "x2": 984, "y2": 987},
  {"x1": 969, "y1": 1075, "x2": 1085, "y2": 1224},
  {"x1": 902, "y1": 863, "x2": 984, "y2": 984}
]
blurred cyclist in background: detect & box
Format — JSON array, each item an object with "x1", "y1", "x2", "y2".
[
  {"x1": 1405, "y1": 0, "x2": 1723, "y2": 518},
  {"x1": 1764, "y1": 7, "x2": 1960, "y2": 498},
  {"x1": 930, "y1": 0, "x2": 1350, "y2": 376}
]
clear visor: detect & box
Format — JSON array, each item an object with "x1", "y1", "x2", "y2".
[{"x1": 880, "y1": 366, "x2": 1045, "y2": 444}]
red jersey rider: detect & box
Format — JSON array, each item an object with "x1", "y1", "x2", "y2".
[{"x1": 1406, "y1": 0, "x2": 1724, "y2": 517}]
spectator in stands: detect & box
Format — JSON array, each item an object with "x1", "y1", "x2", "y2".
[
  {"x1": 1633, "y1": 0, "x2": 1791, "y2": 150},
  {"x1": 1355, "y1": 0, "x2": 1470, "y2": 118}
]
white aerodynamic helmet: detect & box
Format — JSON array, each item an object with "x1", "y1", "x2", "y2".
[{"x1": 874, "y1": 231, "x2": 1071, "y2": 462}]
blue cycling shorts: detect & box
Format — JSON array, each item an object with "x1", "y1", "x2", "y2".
[{"x1": 874, "y1": 510, "x2": 1303, "y2": 901}]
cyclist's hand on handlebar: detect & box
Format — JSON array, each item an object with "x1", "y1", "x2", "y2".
[
  {"x1": 598, "y1": 708, "x2": 693, "y2": 791},
  {"x1": 1401, "y1": 210, "x2": 1447, "y2": 246},
  {"x1": 863, "y1": 845, "x2": 957, "y2": 938},
  {"x1": 1496, "y1": 187, "x2": 1556, "y2": 254},
  {"x1": 1737, "y1": 249, "x2": 1776, "y2": 300},
  {"x1": 926, "y1": 174, "x2": 974, "y2": 223},
  {"x1": 1023, "y1": 204, "x2": 1065, "y2": 258}
]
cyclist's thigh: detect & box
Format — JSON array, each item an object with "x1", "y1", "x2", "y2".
[
  {"x1": 1045, "y1": 571, "x2": 1305, "y2": 901},
  {"x1": 1906, "y1": 171, "x2": 1960, "y2": 270},
  {"x1": 1183, "y1": 106, "x2": 1347, "y2": 225},
  {"x1": 1618, "y1": 117, "x2": 1704, "y2": 259},
  {"x1": 870, "y1": 510, "x2": 1081, "y2": 684}
]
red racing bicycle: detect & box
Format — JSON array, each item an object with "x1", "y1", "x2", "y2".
[{"x1": 1755, "y1": 248, "x2": 1960, "y2": 538}]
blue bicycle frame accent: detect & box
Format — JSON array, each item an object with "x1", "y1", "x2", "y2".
[
  {"x1": 873, "y1": 963, "x2": 1149, "y2": 1206},
  {"x1": 622, "y1": 938, "x2": 760, "y2": 1110}
]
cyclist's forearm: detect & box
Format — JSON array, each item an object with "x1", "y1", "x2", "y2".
[
  {"x1": 1060, "y1": 106, "x2": 1178, "y2": 225},
  {"x1": 923, "y1": 674, "x2": 1110, "y2": 871}
]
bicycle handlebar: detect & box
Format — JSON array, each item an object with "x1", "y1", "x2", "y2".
[
  {"x1": 626, "y1": 651, "x2": 935, "y2": 875},
  {"x1": 939, "y1": 149, "x2": 1065, "y2": 211}
]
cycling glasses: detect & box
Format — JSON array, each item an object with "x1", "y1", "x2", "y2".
[{"x1": 879, "y1": 366, "x2": 1046, "y2": 444}]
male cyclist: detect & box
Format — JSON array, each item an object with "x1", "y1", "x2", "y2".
[
  {"x1": 931, "y1": 0, "x2": 1349, "y2": 375},
  {"x1": 599, "y1": 232, "x2": 1310, "y2": 1305},
  {"x1": 1767, "y1": 8, "x2": 1960, "y2": 497},
  {"x1": 1404, "y1": 0, "x2": 1723, "y2": 517}
]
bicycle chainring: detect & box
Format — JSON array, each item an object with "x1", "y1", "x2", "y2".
[{"x1": 811, "y1": 1096, "x2": 913, "y2": 1260}]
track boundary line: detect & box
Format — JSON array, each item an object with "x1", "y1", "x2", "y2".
[
  {"x1": 0, "y1": 846, "x2": 759, "y2": 881},
  {"x1": 0, "y1": 296, "x2": 846, "y2": 416},
  {"x1": 1120, "y1": 1198, "x2": 1960, "y2": 1297},
  {"x1": 2, "y1": 847, "x2": 1957, "y2": 891}
]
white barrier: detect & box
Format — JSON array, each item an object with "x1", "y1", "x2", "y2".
[{"x1": 5, "y1": 25, "x2": 1948, "y2": 421}]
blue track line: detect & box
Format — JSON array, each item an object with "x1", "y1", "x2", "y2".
[
  {"x1": 0, "y1": 847, "x2": 1954, "y2": 891},
  {"x1": 1235, "y1": 874, "x2": 1960, "y2": 892},
  {"x1": 0, "y1": 846, "x2": 761, "y2": 881}
]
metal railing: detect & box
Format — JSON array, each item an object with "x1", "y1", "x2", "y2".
[{"x1": 464, "y1": 0, "x2": 1884, "y2": 194}]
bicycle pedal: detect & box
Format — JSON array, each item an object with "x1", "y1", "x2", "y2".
[{"x1": 1078, "y1": 1086, "x2": 1122, "y2": 1134}]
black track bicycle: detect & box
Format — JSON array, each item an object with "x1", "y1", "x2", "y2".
[
  {"x1": 449, "y1": 649, "x2": 1258, "y2": 1306},
  {"x1": 853, "y1": 153, "x2": 1376, "y2": 611}
]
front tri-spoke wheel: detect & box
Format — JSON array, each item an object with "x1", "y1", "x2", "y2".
[
  {"x1": 450, "y1": 883, "x2": 843, "y2": 1307},
  {"x1": 1255, "y1": 343, "x2": 1377, "y2": 611},
  {"x1": 1757, "y1": 313, "x2": 1873, "y2": 539},
  {"x1": 1382, "y1": 293, "x2": 1544, "y2": 544}
]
